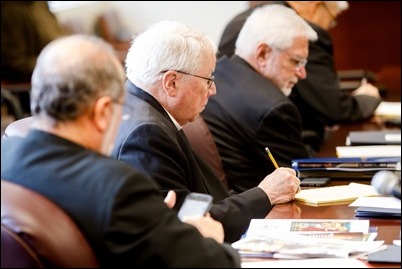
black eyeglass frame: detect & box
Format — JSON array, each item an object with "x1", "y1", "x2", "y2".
[{"x1": 161, "y1": 70, "x2": 215, "y2": 89}]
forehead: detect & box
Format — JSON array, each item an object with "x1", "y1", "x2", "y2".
[
  {"x1": 201, "y1": 49, "x2": 217, "y2": 69},
  {"x1": 286, "y1": 36, "x2": 309, "y2": 56}
]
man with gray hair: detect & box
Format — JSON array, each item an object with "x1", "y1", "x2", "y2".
[
  {"x1": 217, "y1": 1, "x2": 381, "y2": 152},
  {"x1": 112, "y1": 20, "x2": 300, "y2": 243},
  {"x1": 202, "y1": 4, "x2": 317, "y2": 193},
  {"x1": 1, "y1": 34, "x2": 241, "y2": 267}
]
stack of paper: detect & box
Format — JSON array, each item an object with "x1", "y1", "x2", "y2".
[
  {"x1": 336, "y1": 145, "x2": 401, "y2": 158},
  {"x1": 232, "y1": 218, "x2": 383, "y2": 260},
  {"x1": 349, "y1": 197, "x2": 401, "y2": 218},
  {"x1": 242, "y1": 258, "x2": 373, "y2": 268}
]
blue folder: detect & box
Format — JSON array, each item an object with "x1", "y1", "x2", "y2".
[{"x1": 292, "y1": 157, "x2": 401, "y2": 179}]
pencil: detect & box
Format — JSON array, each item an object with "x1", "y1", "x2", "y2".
[{"x1": 265, "y1": 147, "x2": 279, "y2": 169}]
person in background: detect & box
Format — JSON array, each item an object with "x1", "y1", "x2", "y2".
[
  {"x1": 112, "y1": 20, "x2": 300, "y2": 243},
  {"x1": 217, "y1": 1, "x2": 381, "y2": 151},
  {"x1": 1, "y1": 1, "x2": 66, "y2": 114},
  {"x1": 1, "y1": 34, "x2": 241, "y2": 268},
  {"x1": 202, "y1": 4, "x2": 317, "y2": 193}
]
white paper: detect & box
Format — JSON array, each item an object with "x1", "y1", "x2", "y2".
[
  {"x1": 374, "y1": 101, "x2": 401, "y2": 119},
  {"x1": 336, "y1": 145, "x2": 401, "y2": 158},
  {"x1": 241, "y1": 258, "x2": 371, "y2": 268}
]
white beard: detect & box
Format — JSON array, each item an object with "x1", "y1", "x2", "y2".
[{"x1": 281, "y1": 87, "x2": 292, "y2": 97}]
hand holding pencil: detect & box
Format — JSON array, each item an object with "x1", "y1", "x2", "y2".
[{"x1": 264, "y1": 147, "x2": 301, "y2": 199}]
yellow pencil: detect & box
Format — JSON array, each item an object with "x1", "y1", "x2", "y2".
[{"x1": 265, "y1": 147, "x2": 279, "y2": 169}]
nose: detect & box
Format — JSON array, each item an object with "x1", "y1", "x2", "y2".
[
  {"x1": 208, "y1": 83, "x2": 217, "y2": 96},
  {"x1": 296, "y1": 66, "x2": 307, "y2": 79}
]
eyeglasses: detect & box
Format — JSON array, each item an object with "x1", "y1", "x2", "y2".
[
  {"x1": 277, "y1": 49, "x2": 308, "y2": 71},
  {"x1": 321, "y1": 2, "x2": 338, "y2": 29},
  {"x1": 162, "y1": 70, "x2": 215, "y2": 89}
]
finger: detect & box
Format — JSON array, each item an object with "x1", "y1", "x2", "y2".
[{"x1": 164, "y1": 190, "x2": 176, "y2": 209}]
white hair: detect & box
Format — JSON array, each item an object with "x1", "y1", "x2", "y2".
[
  {"x1": 125, "y1": 20, "x2": 217, "y2": 87},
  {"x1": 335, "y1": 1, "x2": 349, "y2": 12},
  {"x1": 235, "y1": 4, "x2": 317, "y2": 59}
]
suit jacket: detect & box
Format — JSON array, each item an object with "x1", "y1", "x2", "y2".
[
  {"x1": 112, "y1": 80, "x2": 271, "y2": 243},
  {"x1": 218, "y1": 2, "x2": 381, "y2": 149},
  {"x1": 1, "y1": 130, "x2": 240, "y2": 268},
  {"x1": 202, "y1": 56, "x2": 310, "y2": 193}
]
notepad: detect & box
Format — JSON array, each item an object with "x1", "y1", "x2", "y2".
[
  {"x1": 374, "y1": 101, "x2": 401, "y2": 119},
  {"x1": 295, "y1": 183, "x2": 379, "y2": 206}
]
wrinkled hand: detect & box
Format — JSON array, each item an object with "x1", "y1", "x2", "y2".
[
  {"x1": 258, "y1": 167, "x2": 300, "y2": 205},
  {"x1": 352, "y1": 83, "x2": 381, "y2": 98},
  {"x1": 183, "y1": 213, "x2": 224, "y2": 244},
  {"x1": 267, "y1": 203, "x2": 302, "y2": 219},
  {"x1": 164, "y1": 190, "x2": 176, "y2": 209}
]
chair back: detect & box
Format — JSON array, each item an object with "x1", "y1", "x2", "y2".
[
  {"x1": 182, "y1": 116, "x2": 228, "y2": 188},
  {"x1": 1, "y1": 180, "x2": 99, "y2": 268},
  {"x1": 1, "y1": 224, "x2": 44, "y2": 268},
  {"x1": 3, "y1": 116, "x2": 34, "y2": 139}
]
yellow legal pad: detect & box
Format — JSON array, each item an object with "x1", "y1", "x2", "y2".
[{"x1": 295, "y1": 183, "x2": 380, "y2": 206}]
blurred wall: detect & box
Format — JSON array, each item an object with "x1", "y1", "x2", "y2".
[{"x1": 51, "y1": 1, "x2": 248, "y2": 45}]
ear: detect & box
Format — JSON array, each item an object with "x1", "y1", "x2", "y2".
[
  {"x1": 256, "y1": 43, "x2": 273, "y2": 68},
  {"x1": 161, "y1": 70, "x2": 178, "y2": 97},
  {"x1": 92, "y1": 96, "x2": 114, "y2": 133}
]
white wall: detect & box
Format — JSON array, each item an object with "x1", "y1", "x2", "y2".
[{"x1": 52, "y1": 1, "x2": 248, "y2": 45}]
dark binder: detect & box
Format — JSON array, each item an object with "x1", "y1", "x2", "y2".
[
  {"x1": 347, "y1": 130, "x2": 401, "y2": 146},
  {"x1": 355, "y1": 207, "x2": 401, "y2": 218},
  {"x1": 292, "y1": 157, "x2": 401, "y2": 179}
]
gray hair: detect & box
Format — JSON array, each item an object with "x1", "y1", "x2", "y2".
[
  {"x1": 325, "y1": 1, "x2": 349, "y2": 15},
  {"x1": 31, "y1": 34, "x2": 125, "y2": 121},
  {"x1": 125, "y1": 20, "x2": 217, "y2": 86},
  {"x1": 235, "y1": 4, "x2": 317, "y2": 58}
]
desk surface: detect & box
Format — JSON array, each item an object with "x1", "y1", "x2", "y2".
[
  {"x1": 317, "y1": 89, "x2": 401, "y2": 158},
  {"x1": 316, "y1": 118, "x2": 400, "y2": 158}
]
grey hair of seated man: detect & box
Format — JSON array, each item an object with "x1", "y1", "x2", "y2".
[
  {"x1": 235, "y1": 4, "x2": 318, "y2": 59},
  {"x1": 30, "y1": 34, "x2": 125, "y2": 121},
  {"x1": 125, "y1": 20, "x2": 217, "y2": 88}
]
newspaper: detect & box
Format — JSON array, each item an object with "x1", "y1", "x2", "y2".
[
  {"x1": 232, "y1": 232, "x2": 384, "y2": 259},
  {"x1": 232, "y1": 219, "x2": 383, "y2": 259}
]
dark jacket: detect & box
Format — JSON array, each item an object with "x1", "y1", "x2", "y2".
[
  {"x1": 217, "y1": 2, "x2": 381, "y2": 149},
  {"x1": 202, "y1": 56, "x2": 310, "y2": 193},
  {"x1": 1, "y1": 130, "x2": 241, "y2": 267},
  {"x1": 112, "y1": 80, "x2": 272, "y2": 243}
]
